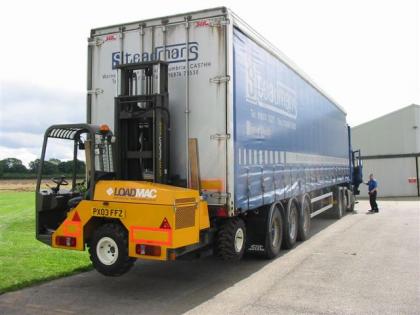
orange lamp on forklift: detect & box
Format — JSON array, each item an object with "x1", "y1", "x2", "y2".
[{"x1": 99, "y1": 124, "x2": 110, "y2": 133}]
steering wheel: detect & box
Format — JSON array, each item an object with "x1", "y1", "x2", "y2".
[
  {"x1": 49, "y1": 176, "x2": 68, "y2": 193},
  {"x1": 52, "y1": 177, "x2": 69, "y2": 186}
]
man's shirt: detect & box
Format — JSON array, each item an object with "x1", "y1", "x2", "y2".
[{"x1": 368, "y1": 179, "x2": 378, "y2": 192}]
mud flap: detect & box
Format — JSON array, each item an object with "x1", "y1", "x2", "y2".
[{"x1": 244, "y1": 208, "x2": 269, "y2": 255}]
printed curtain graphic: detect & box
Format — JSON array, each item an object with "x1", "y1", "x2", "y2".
[{"x1": 233, "y1": 28, "x2": 350, "y2": 210}]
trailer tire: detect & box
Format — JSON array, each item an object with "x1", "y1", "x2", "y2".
[
  {"x1": 341, "y1": 189, "x2": 348, "y2": 215},
  {"x1": 332, "y1": 188, "x2": 344, "y2": 220},
  {"x1": 347, "y1": 190, "x2": 355, "y2": 212},
  {"x1": 297, "y1": 195, "x2": 311, "y2": 242},
  {"x1": 282, "y1": 199, "x2": 299, "y2": 249},
  {"x1": 216, "y1": 218, "x2": 246, "y2": 261},
  {"x1": 349, "y1": 195, "x2": 355, "y2": 212},
  {"x1": 88, "y1": 223, "x2": 135, "y2": 276},
  {"x1": 264, "y1": 204, "x2": 283, "y2": 259}
]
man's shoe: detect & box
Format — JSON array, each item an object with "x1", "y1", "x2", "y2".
[{"x1": 374, "y1": 210, "x2": 379, "y2": 213}]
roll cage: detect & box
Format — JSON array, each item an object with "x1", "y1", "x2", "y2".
[
  {"x1": 36, "y1": 123, "x2": 115, "y2": 197},
  {"x1": 36, "y1": 123, "x2": 115, "y2": 244}
]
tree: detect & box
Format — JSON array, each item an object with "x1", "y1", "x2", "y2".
[
  {"x1": 0, "y1": 158, "x2": 27, "y2": 173},
  {"x1": 58, "y1": 160, "x2": 85, "y2": 174},
  {"x1": 49, "y1": 158, "x2": 61, "y2": 165},
  {"x1": 75, "y1": 159, "x2": 86, "y2": 174},
  {"x1": 43, "y1": 161, "x2": 59, "y2": 175},
  {"x1": 29, "y1": 159, "x2": 58, "y2": 175},
  {"x1": 28, "y1": 158, "x2": 86, "y2": 175},
  {"x1": 58, "y1": 160, "x2": 73, "y2": 174},
  {"x1": 29, "y1": 159, "x2": 40, "y2": 173}
]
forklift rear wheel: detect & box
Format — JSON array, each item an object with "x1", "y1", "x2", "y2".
[
  {"x1": 88, "y1": 223, "x2": 135, "y2": 276},
  {"x1": 216, "y1": 218, "x2": 246, "y2": 261}
]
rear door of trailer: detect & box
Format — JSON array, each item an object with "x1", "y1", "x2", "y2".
[{"x1": 87, "y1": 9, "x2": 231, "y2": 205}]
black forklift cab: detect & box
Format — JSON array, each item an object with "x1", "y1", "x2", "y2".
[{"x1": 35, "y1": 123, "x2": 115, "y2": 244}]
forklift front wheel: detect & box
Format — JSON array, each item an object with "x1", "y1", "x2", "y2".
[{"x1": 88, "y1": 223, "x2": 135, "y2": 276}]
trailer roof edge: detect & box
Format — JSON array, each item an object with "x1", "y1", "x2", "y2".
[
  {"x1": 90, "y1": 6, "x2": 347, "y2": 115},
  {"x1": 90, "y1": 7, "x2": 229, "y2": 33}
]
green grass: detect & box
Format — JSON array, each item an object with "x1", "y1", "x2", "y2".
[{"x1": 0, "y1": 192, "x2": 92, "y2": 293}]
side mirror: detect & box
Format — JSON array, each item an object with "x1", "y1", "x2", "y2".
[{"x1": 78, "y1": 142, "x2": 85, "y2": 150}]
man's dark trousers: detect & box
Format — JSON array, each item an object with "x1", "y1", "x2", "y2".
[{"x1": 369, "y1": 191, "x2": 378, "y2": 211}]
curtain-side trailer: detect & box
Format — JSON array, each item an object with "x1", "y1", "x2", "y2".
[{"x1": 35, "y1": 7, "x2": 362, "y2": 276}]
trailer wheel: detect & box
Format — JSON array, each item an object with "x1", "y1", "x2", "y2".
[
  {"x1": 297, "y1": 195, "x2": 311, "y2": 241},
  {"x1": 348, "y1": 192, "x2": 355, "y2": 212},
  {"x1": 216, "y1": 218, "x2": 246, "y2": 261},
  {"x1": 332, "y1": 188, "x2": 344, "y2": 219},
  {"x1": 88, "y1": 223, "x2": 135, "y2": 276},
  {"x1": 341, "y1": 189, "x2": 348, "y2": 215},
  {"x1": 264, "y1": 204, "x2": 283, "y2": 259},
  {"x1": 282, "y1": 199, "x2": 299, "y2": 249}
]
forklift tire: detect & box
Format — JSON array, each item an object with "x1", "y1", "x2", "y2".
[
  {"x1": 264, "y1": 204, "x2": 283, "y2": 259},
  {"x1": 88, "y1": 223, "x2": 135, "y2": 276},
  {"x1": 216, "y1": 218, "x2": 246, "y2": 261},
  {"x1": 297, "y1": 195, "x2": 311, "y2": 242},
  {"x1": 282, "y1": 198, "x2": 299, "y2": 249}
]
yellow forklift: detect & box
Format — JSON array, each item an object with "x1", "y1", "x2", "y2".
[{"x1": 35, "y1": 62, "x2": 219, "y2": 276}]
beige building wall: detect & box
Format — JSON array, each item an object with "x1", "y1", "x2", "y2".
[{"x1": 352, "y1": 105, "x2": 420, "y2": 197}]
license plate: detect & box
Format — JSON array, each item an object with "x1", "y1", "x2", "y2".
[{"x1": 92, "y1": 207, "x2": 125, "y2": 219}]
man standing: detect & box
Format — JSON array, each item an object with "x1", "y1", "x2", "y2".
[{"x1": 366, "y1": 174, "x2": 379, "y2": 213}]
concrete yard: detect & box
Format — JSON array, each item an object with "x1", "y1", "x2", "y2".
[{"x1": 0, "y1": 199, "x2": 419, "y2": 315}]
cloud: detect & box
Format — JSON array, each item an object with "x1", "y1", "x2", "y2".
[
  {"x1": 0, "y1": 132, "x2": 43, "y2": 149},
  {"x1": 0, "y1": 146, "x2": 38, "y2": 167},
  {"x1": 1, "y1": 82, "x2": 85, "y2": 134},
  {"x1": 0, "y1": 141, "x2": 79, "y2": 167},
  {"x1": 0, "y1": 82, "x2": 85, "y2": 165}
]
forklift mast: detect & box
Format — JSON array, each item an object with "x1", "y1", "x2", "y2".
[{"x1": 114, "y1": 61, "x2": 170, "y2": 183}]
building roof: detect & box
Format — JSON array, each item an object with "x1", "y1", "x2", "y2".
[
  {"x1": 353, "y1": 104, "x2": 420, "y2": 129},
  {"x1": 351, "y1": 104, "x2": 420, "y2": 156}
]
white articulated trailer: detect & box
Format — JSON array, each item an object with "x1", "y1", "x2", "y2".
[
  {"x1": 35, "y1": 7, "x2": 363, "y2": 276},
  {"x1": 85, "y1": 7, "x2": 362, "y2": 259}
]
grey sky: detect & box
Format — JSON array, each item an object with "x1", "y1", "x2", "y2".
[{"x1": 0, "y1": 0, "x2": 419, "y2": 165}]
